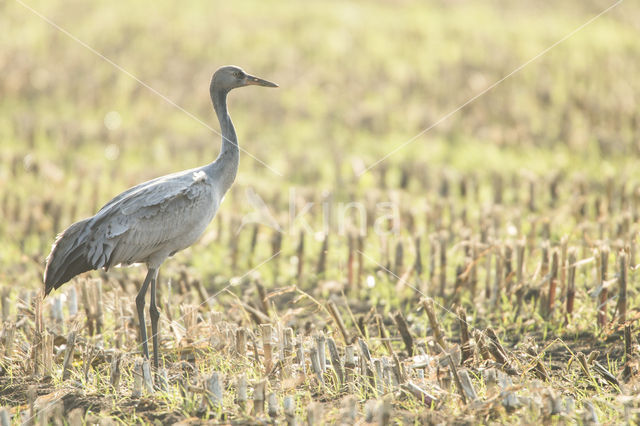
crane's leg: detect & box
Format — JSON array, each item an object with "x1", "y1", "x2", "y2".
[
  {"x1": 149, "y1": 269, "x2": 161, "y2": 369},
  {"x1": 135, "y1": 268, "x2": 156, "y2": 360}
]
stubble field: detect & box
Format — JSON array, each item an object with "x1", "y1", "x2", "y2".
[{"x1": 1, "y1": 0, "x2": 640, "y2": 423}]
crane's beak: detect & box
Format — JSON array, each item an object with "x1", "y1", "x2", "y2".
[{"x1": 245, "y1": 74, "x2": 278, "y2": 88}]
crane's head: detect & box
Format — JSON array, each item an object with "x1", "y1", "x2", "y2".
[{"x1": 210, "y1": 65, "x2": 278, "y2": 94}]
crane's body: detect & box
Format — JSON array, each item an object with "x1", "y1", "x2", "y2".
[
  {"x1": 44, "y1": 66, "x2": 277, "y2": 368},
  {"x1": 44, "y1": 166, "x2": 223, "y2": 295}
]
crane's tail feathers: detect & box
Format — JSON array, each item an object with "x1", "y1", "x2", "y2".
[{"x1": 44, "y1": 219, "x2": 94, "y2": 296}]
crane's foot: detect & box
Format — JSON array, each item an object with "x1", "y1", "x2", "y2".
[{"x1": 154, "y1": 368, "x2": 169, "y2": 391}]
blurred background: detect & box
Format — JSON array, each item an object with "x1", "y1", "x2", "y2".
[{"x1": 1, "y1": 0, "x2": 639, "y2": 288}]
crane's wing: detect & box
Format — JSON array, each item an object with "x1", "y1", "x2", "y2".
[
  {"x1": 96, "y1": 166, "x2": 200, "y2": 214},
  {"x1": 44, "y1": 168, "x2": 217, "y2": 295},
  {"x1": 86, "y1": 169, "x2": 216, "y2": 269}
]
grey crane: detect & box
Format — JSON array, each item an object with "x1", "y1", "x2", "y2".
[{"x1": 43, "y1": 66, "x2": 277, "y2": 367}]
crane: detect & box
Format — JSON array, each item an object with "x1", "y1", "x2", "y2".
[{"x1": 43, "y1": 66, "x2": 277, "y2": 368}]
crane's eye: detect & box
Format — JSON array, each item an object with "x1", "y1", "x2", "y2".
[{"x1": 233, "y1": 71, "x2": 244, "y2": 79}]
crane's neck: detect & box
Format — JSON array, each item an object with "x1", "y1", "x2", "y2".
[{"x1": 209, "y1": 88, "x2": 239, "y2": 194}]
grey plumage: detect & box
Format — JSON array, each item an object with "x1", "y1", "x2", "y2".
[
  {"x1": 44, "y1": 167, "x2": 216, "y2": 294},
  {"x1": 43, "y1": 65, "x2": 277, "y2": 367},
  {"x1": 44, "y1": 218, "x2": 94, "y2": 294}
]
